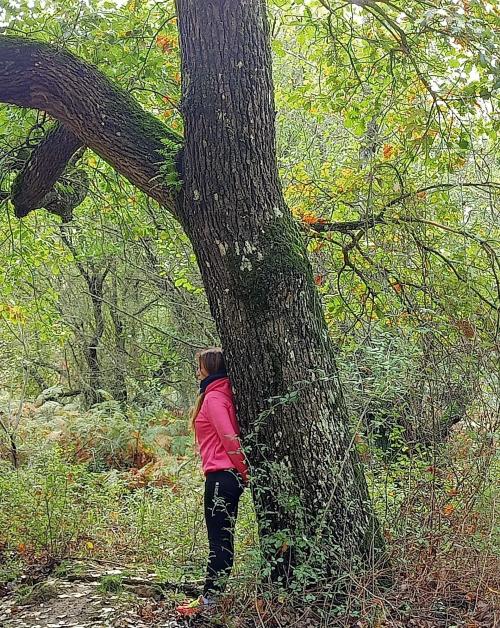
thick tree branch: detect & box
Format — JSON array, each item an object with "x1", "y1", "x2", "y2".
[
  {"x1": 0, "y1": 36, "x2": 181, "y2": 215},
  {"x1": 11, "y1": 123, "x2": 83, "y2": 217}
]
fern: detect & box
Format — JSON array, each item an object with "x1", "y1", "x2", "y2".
[{"x1": 159, "y1": 136, "x2": 183, "y2": 192}]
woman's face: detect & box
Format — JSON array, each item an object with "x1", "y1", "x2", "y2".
[{"x1": 196, "y1": 358, "x2": 209, "y2": 381}]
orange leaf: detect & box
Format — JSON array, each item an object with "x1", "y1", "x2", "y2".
[
  {"x1": 383, "y1": 144, "x2": 394, "y2": 160},
  {"x1": 301, "y1": 211, "x2": 319, "y2": 225},
  {"x1": 455, "y1": 319, "x2": 475, "y2": 339},
  {"x1": 156, "y1": 34, "x2": 176, "y2": 53},
  {"x1": 279, "y1": 542, "x2": 289, "y2": 554},
  {"x1": 442, "y1": 503, "x2": 455, "y2": 517},
  {"x1": 383, "y1": 528, "x2": 393, "y2": 541}
]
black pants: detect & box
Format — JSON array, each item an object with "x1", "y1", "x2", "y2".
[{"x1": 203, "y1": 470, "x2": 243, "y2": 596}]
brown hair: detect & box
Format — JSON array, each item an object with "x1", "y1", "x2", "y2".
[{"x1": 190, "y1": 347, "x2": 226, "y2": 428}]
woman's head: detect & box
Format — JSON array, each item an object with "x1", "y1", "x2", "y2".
[
  {"x1": 195, "y1": 347, "x2": 226, "y2": 381},
  {"x1": 191, "y1": 348, "x2": 226, "y2": 427}
]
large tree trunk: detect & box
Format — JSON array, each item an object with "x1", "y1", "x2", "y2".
[
  {"x1": 0, "y1": 0, "x2": 384, "y2": 585},
  {"x1": 176, "y1": 0, "x2": 383, "y2": 582}
]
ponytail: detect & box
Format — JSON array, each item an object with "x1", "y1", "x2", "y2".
[{"x1": 190, "y1": 392, "x2": 205, "y2": 430}]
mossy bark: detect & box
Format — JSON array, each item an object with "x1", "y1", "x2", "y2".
[
  {"x1": 176, "y1": 0, "x2": 384, "y2": 583},
  {"x1": 0, "y1": 36, "x2": 180, "y2": 213}
]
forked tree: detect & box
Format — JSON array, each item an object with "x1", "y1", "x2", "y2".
[{"x1": 0, "y1": 0, "x2": 383, "y2": 583}]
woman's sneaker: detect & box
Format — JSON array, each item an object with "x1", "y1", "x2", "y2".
[{"x1": 176, "y1": 595, "x2": 216, "y2": 617}]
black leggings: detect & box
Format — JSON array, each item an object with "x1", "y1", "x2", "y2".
[{"x1": 203, "y1": 470, "x2": 244, "y2": 596}]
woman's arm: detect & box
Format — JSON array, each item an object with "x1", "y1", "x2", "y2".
[{"x1": 205, "y1": 395, "x2": 249, "y2": 481}]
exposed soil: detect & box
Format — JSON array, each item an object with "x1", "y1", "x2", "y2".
[{"x1": 0, "y1": 577, "x2": 187, "y2": 627}]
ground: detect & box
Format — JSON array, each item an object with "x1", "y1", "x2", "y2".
[{"x1": 0, "y1": 564, "x2": 186, "y2": 628}]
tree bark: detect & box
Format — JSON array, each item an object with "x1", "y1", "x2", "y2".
[
  {"x1": 0, "y1": 36, "x2": 180, "y2": 212},
  {"x1": 59, "y1": 225, "x2": 107, "y2": 408},
  {"x1": 85, "y1": 268, "x2": 106, "y2": 408},
  {"x1": 176, "y1": 0, "x2": 383, "y2": 582},
  {"x1": 11, "y1": 123, "x2": 83, "y2": 217},
  {"x1": 108, "y1": 273, "x2": 128, "y2": 405}
]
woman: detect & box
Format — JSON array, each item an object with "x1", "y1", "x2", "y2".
[{"x1": 177, "y1": 348, "x2": 249, "y2": 617}]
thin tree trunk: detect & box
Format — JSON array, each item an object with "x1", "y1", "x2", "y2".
[
  {"x1": 59, "y1": 227, "x2": 107, "y2": 407},
  {"x1": 177, "y1": 0, "x2": 383, "y2": 582},
  {"x1": 85, "y1": 269, "x2": 106, "y2": 407},
  {"x1": 109, "y1": 273, "x2": 128, "y2": 405}
]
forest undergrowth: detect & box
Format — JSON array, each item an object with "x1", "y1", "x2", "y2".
[{"x1": 0, "y1": 391, "x2": 497, "y2": 627}]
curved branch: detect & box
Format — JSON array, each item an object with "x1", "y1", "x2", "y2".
[
  {"x1": 0, "y1": 36, "x2": 181, "y2": 215},
  {"x1": 11, "y1": 123, "x2": 83, "y2": 217}
]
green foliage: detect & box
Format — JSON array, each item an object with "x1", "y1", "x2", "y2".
[
  {"x1": 98, "y1": 574, "x2": 124, "y2": 594},
  {"x1": 0, "y1": 434, "x2": 260, "y2": 583},
  {"x1": 15, "y1": 581, "x2": 59, "y2": 605},
  {"x1": 159, "y1": 136, "x2": 183, "y2": 192},
  {"x1": 0, "y1": 558, "x2": 23, "y2": 586},
  {"x1": 0, "y1": 448, "x2": 123, "y2": 558}
]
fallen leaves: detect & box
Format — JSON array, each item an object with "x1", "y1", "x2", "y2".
[
  {"x1": 442, "y1": 503, "x2": 455, "y2": 517},
  {"x1": 126, "y1": 461, "x2": 179, "y2": 492},
  {"x1": 454, "y1": 319, "x2": 476, "y2": 339}
]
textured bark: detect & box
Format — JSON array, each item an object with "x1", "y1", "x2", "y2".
[
  {"x1": 12, "y1": 123, "x2": 83, "y2": 217},
  {"x1": 176, "y1": 0, "x2": 383, "y2": 581},
  {"x1": 41, "y1": 167, "x2": 89, "y2": 223},
  {"x1": 109, "y1": 274, "x2": 128, "y2": 405},
  {"x1": 0, "y1": 36, "x2": 180, "y2": 213},
  {"x1": 60, "y1": 225, "x2": 107, "y2": 408}
]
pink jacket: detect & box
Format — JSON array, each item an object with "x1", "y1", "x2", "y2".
[{"x1": 195, "y1": 377, "x2": 248, "y2": 481}]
